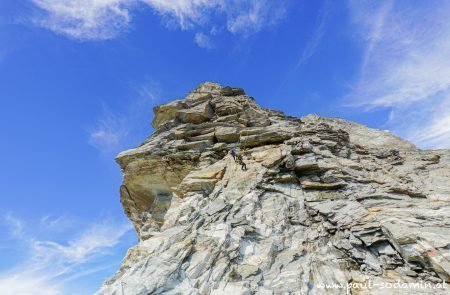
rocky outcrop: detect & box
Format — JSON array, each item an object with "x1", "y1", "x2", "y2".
[{"x1": 97, "y1": 82, "x2": 450, "y2": 294}]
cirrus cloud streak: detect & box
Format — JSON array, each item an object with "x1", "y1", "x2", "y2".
[
  {"x1": 31, "y1": 0, "x2": 286, "y2": 41},
  {"x1": 347, "y1": 0, "x2": 450, "y2": 149}
]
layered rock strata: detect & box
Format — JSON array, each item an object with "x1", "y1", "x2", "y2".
[{"x1": 98, "y1": 82, "x2": 450, "y2": 295}]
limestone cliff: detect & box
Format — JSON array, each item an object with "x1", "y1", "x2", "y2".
[{"x1": 97, "y1": 82, "x2": 450, "y2": 294}]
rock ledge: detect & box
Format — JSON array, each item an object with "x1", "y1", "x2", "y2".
[{"x1": 98, "y1": 82, "x2": 450, "y2": 295}]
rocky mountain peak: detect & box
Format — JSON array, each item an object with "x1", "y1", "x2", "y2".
[
  {"x1": 191, "y1": 81, "x2": 245, "y2": 97},
  {"x1": 151, "y1": 82, "x2": 255, "y2": 129},
  {"x1": 99, "y1": 83, "x2": 450, "y2": 294}
]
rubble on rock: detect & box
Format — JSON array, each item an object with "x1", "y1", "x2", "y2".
[{"x1": 97, "y1": 82, "x2": 450, "y2": 294}]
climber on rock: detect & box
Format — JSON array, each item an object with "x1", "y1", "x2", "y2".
[
  {"x1": 236, "y1": 154, "x2": 247, "y2": 171},
  {"x1": 241, "y1": 159, "x2": 247, "y2": 171},
  {"x1": 236, "y1": 153, "x2": 242, "y2": 163},
  {"x1": 230, "y1": 148, "x2": 237, "y2": 160}
]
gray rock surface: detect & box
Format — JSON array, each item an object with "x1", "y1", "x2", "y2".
[{"x1": 97, "y1": 82, "x2": 450, "y2": 295}]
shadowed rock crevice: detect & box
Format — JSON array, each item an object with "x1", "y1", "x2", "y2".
[{"x1": 97, "y1": 82, "x2": 450, "y2": 295}]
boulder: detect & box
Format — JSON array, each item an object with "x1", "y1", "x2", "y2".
[
  {"x1": 177, "y1": 102, "x2": 214, "y2": 124},
  {"x1": 251, "y1": 146, "x2": 284, "y2": 168},
  {"x1": 294, "y1": 154, "x2": 319, "y2": 172},
  {"x1": 152, "y1": 99, "x2": 187, "y2": 128},
  {"x1": 240, "y1": 131, "x2": 291, "y2": 148},
  {"x1": 221, "y1": 86, "x2": 245, "y2": 96},
  {"x1": 215, "y1": 126, "x2": 240, "y2": 143},
  {"x1": 214, "y1": 99, "x2": 243, "y2": 116}
]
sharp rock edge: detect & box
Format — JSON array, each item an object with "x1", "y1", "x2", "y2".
[{"x1": 97, "y1": 82, "x2": 450, "y2": 294}]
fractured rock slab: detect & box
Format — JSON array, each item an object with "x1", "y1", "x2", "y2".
[{"x1": 98, "y1": 82, "x2": 450, "y2": 295}]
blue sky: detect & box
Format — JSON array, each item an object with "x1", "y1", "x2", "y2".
[{"x1": 1, "y1": 0, "x2": 449, "y2": 294}]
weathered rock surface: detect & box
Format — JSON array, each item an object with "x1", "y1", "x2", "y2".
[{"x1": 97, "y1": 82, "x2": 450, "y2": 294}]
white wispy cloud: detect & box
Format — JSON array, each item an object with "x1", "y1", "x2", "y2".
[
  {"x1": 141, "y1": 0, "x2": 221, "y2": 29},
  {"x1": 225, "y1": 0, "x2": 285, "y2": 35},
  {"x1": 3, "y1": 213, "x2": 25, "y2": 238},
  {"x1": 89, "y1": 79, "x2": 159, "y2": 155},
  {"x1": 294, "y1": 0, "x2": 330, "y2": 69},
  {"x1": 0, "y1": 275, "x2": 62, "y2": 295},
  {"x1": 30, "y1": 221, "x2": 132, "y2": 264},
  {"x1": 194, "y1": 32, "x2": 214, "y2": 49},
  {"x1": 346, "y1": 0, "x2": 450, "y2": 149},
  {"x1": 30, "y1": 0, "x2": 286, "y2": 41},
  {"x1": 89, "y1": 105, "x2": 129, "y2": 155},
  {"x1": 40, "y1": 215, "x2": 74, "y2": 232},
  {"x1": 405, "y1": 97, "x2": 450, "y2": 149},
  {"x1": 31, "y1": 0, "x2": 134, "y2": 40},
  {"x1": 0, "y1": 214, "x2": 134, "y2": 295}
]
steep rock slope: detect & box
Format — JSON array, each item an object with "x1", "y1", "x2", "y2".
[{"x1": 98, "y1": 82, "x2": 449, "y2": 294}]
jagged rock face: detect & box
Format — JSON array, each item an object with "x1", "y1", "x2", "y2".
[{"x1": 97, "y1": 82, "x2": 450, "y2": 294}]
